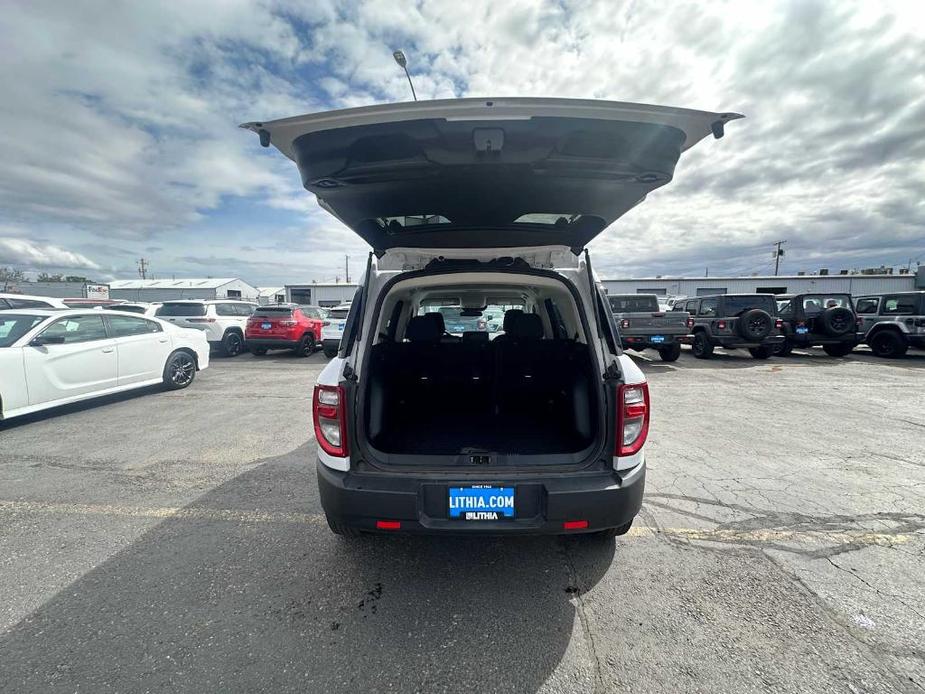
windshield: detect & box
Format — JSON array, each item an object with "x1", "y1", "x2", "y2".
[
  {"x1": 724, "y1": 295, "x2": 775, "y2": 315},
  {"x1": 0, "y1": 314, "x2": 46, "y2": 347},
  {"x1": 608, "y1": 295, "x2": 659, "y2": 313},
  {"x1": 156, "y1": 303, "x2": 206, "y2": 317},
  {"x1": 802, "y1": 294, "x2": 852, "y2": 314}
]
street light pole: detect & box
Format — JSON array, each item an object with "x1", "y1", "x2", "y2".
[{"x1": 392, "y1": 50, "x2": 417, "y2": 101}]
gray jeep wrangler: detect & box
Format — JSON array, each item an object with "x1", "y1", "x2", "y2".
[
  {"x1": 683, "y1": 294, "x2": 785, "y2": 359},
  {"x1": 855, "y1": 291, "x2": 925, "y2": 358}
]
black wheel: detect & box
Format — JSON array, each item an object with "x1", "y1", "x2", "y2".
[
  {"x1": 593, "y1": 520, "x2": 633, "y2": 538},
  {"x1": 869, "y1": 331, "x2": 908, "y2": 358},
  {"x1": 249, "y1": 347, "x2": 268, "y2": 356},
  {"x1": 221, "y1": 331, "x2": 244, "y2": 357},
  {"x1": 823, "y1": 343, "x2": 855, "y2": 357},
  {"x1": 773, "y1": 339, "x2": 794, "y2": 357},
  {"x1": 692, "y1": 332, "x2": 714, "y2": 359},
  {"x1": 323, "y1": 348, "x2": 338, "y2": 359},
  {"x1": 658, "y1": 343, "x2": 681, "y2": 362},
  {"x1": 737, "y1": 309, "x2": 773, "y2": 340},
  {"x1": 294, "y1": 333, "x2": 315, "y2": 357},
  {"x1": 162, "y1": 350, "x2": 196, "y2": 390},
  {"x1": 821, "y1": 307, "x2": 855, "y2": 336},
  {"x1": 748, "y1": 346, "x2": 773, "y2": 359},
  {"x1": 326, "y1": 516, "x2": 362, "y2": 538}
]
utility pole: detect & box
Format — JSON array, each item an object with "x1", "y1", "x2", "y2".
[
  {"x1": 773, "y1": 241, "x2": 787, "y2": 276},
  {"x1": 345, "y1": 255, "x2": 350, "y2": 283},
  {"x1": 137, "y1": 258, "x2": 149, "y2": 280}
]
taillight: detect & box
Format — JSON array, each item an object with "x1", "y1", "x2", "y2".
[
  {"x1": 856, "y1": 316, "x2": 863, "y2": 329},
  {"x1": 717, "y1": 320, "x2": 727, "y2": 330},
  {"x1": 616, "y1": 383, "x2": 650, "y2": 457},
  {"x1": 686, "y1": 317, "x2": 694, "y2": 329},
  {"x1": 280, "y1": 320, "x2": 297, "y2": 327},
  {"x1": 620, "y1": 318, "x2": 630, "y2": 329},
  {"x1": 775, "y1": 318, "x2": 783, "y2": 329},
  {"x1": 313, "y1": 385, "x2": 348, "y2": 457}
]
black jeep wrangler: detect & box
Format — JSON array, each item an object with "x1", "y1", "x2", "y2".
[
  {"x1": 682, "y1": 294, "x2": 785, "y2": 359},
  {"x1": 774, "y1": 293, "x2": 859, "y2": 357}
]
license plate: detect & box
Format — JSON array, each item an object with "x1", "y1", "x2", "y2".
[
  {"x1": 337, "y1": 322, "x2": 346, "y2": 330},
  {"x1": 261, "y1": 322, "x2": 272, "y2": 330},
  {"x1": 448, "y1": 486, "x2": 515, "y2": 520},
  {"x1": 796, "y1": 326, "x2": 809, "y2": 334},
  {"x1": 651, "y1": 335, "x2": 665, "y2": 343}
]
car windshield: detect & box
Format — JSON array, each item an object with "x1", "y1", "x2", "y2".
[
  {"x1": 724, "y1": 295, "x2": 775, "y2": 315},
  {"x1": 802, "y1": 295, "x2": 851, "y2": 314},
  {"x1": 608, "y1": 295, "x2": 659, "y2": 313},
  {"x1": 0, "y1": 314, "x2": 46, "y2": 347},
  {"x1": 156, "y1": 303, "x2": 206, "y2": 317}
]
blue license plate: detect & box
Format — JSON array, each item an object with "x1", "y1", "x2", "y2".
[
  {"x1": 796, "y1": 326, "x2": 809, "y2": 334},
  {"x1": 337, "y1": 322, "x2": 346, "y2": 330},
  {"x1": 261, "y1": 322, "x2": 272, "y2": 330},
  {"x1": 449, "y1": 486, "x2": 515, "y2": 520},
  {"x1": 651, "y1": 335, "x2": 666, "y2": 343}
]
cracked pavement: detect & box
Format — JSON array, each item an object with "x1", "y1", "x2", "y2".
[{"x1": 0, "y1": 346, "x2": 922, "y2": 693}]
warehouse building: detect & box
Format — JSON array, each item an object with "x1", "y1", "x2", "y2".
[
  {"x1": 602, "y1": 268, "x2": 923, "y2": 298},
  {"x1": 257, "y1": 287, "x2": 287, "y2": 305},
  {"x1": 6, "y1": 280, "x2": 111, "y2": 300},
  {"x1": 284, "y1": 283, "x2": 357, "y2": 307},
  {"x1": 108, "y1": 278, "x2": 259, "y2": 302}
]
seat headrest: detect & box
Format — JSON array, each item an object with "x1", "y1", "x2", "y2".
[
  {"x1": 502, "y1": 309, "x2": 524, "y2": 332},
  {"x1": 406, "y1": 313, "x2": 444, "y2": 342},
  {"x1": 506, "y1": 312, "x2": 544, "y2": 340},
  {"x1": 462, "y1": 330, "x2": 489, "y2": 344}
]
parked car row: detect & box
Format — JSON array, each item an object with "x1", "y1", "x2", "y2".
[{"x1": 610, "y1": 290, "x2": 925, "y2": 360}]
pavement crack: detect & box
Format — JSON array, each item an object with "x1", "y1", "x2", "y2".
[{"x1": 559, "y1": 540, "x2": 606, "y2": 694}]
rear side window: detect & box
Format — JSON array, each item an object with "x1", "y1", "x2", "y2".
[
  {"x1": 215, "y1": 304, "x2": 238, "y2": 317},
  {"x1": 107, "y1": 315, "x2": 161, "y2": 336},
  {"x1": 685, "y1": 300, "x2": 699, "y2": 314},
  {"x1": 882, "y1": 295, "x2": 918, "y2": 315},
  {"x1": 608, "y1": 295, "x2": 659, "y2": 312},
  {"x1": 855, "y1": 298, "x2": 879, "y2": 314},
  {"x1": 698, "y1": 298, "x2": 718, "y2": 317},
  {"x1": 723, "y1": 295, "x2": 774, "y2": 315},
  {"x1": 8, "y1": 298, "x2": 55, "y2": 309},
  {"x1": 327, "y1": 308, "x2": 350, "y2": 320},
  {"x1": 776, "y1": 299, "x2": 793, "y2": 314},
  {"x1": 40, "y1": 315, "x2": 108, "y2": 343},
  {"x1": 236, "y1": 304, "x2": 255, "y2": 316},
  {"x1": 157, "y1": 303, "x2": 206, "y2": 317}
]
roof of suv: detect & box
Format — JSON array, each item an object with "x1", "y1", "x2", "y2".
[{"x1": 160, "y1": 299, "x2": 256, "y2": 305}]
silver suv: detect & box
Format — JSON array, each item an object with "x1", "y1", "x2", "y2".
[{"x1": 855, "y1": 291, "x2": 925, "y2": 357}]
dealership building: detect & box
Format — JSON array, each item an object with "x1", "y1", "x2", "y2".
[
  {"x1": 284, "y1": 282, "x2": 358, "y2": 307},
  {"x1": 601, "y1": 268, "x2": 924, "y2": 298},
  {"x1": 108, "y1": 278, "x2": 259, "y2": 302}
]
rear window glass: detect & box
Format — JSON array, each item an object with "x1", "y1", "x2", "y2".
[
  {"x1": 156, "y1": 303, "x2": 206, "y2": 317},
  {"x1": 608, "y1": 295, "x2": 659, "y2": 313},
  {"x1": 253, "y1": 307, "x2": 294, "y2": 315},
  {"x1": 724, "y1": 296, "x2": 775, "y2": 315},
  {"x1": 802, "y1": 295, "x2": 852, "y2": 314},
  {"x1": 327, "y1": 309, "x2": 350, "y2": 319},
  {"x1": 109, "y1": 305, "x2": 147, "y2": 314}
]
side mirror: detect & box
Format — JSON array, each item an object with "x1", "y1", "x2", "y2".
[{"x1": 30, "y1": 335, "x2": 66, "y2": 346}]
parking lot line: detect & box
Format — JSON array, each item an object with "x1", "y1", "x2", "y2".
[{"x1": 0, "y1": 499, "x2": 911, "y2": 547}]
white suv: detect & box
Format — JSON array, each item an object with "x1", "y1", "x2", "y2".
[
  {"x1": 321, "y1": 304, "x2": 352, "y2": 358},
  {"x1": 245, "y1": 97, "x2": 739, "y2": 537},
  {"x1": 155, "y1": 300, "x2": 257, "y2": 356}
]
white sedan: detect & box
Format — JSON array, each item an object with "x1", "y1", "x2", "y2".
[{"x1": 0, "y1": 309, "x2": 209, "y2": 421}]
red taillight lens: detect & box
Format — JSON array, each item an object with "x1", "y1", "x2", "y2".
[
  {"x1": 620, "y1": 318, "x2": 630, "y2": 329},
  {"x1": 616, "y1": 383, "x2": 650, "y2": 457},
  {"x1": 313, "y1": 385, "x2": 348, "y2": 457},
  {"x1": 717, "y1": 320, "x2": 727, "y2": 330},
  {"x1": 686, "y1": 317, "x2": 694, "y2": 329},
  {"x1": 280, "y1": 320, "x2": 297, "y2": 327},
  {"x1": 775, "y1": 318, "x2": 783, "y2": 329},
  {"x1": 856, "y1": 317, "x2": 863, "y2": 328}
]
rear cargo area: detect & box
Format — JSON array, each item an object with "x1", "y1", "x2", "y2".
[{"x1": 364, "y1": 313, "x2": 599, "y2": 456}]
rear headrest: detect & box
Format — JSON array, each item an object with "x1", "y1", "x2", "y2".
[
  {"x1": 462, "y1": 331, "x2": 489, "y2": 344},
  {"x1": 507, "y1": 312, "x2": 544, "y2": 340},
  {"x1": 502, "y1": 309, "x2": 524, "y2": 332},
  {"x1": 406, "y1": 313, "x2": 445, "y2": 342}
]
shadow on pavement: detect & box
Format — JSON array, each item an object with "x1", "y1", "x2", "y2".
[{"x1": 0, "y1": 447, "x2": 615, "y2": 693}]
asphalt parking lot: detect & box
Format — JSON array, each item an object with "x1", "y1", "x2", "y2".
[{"x1": 1, "y1": 346, "x2": 923, "y2": 693}]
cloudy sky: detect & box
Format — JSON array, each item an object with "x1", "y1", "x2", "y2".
[{"x1": 1, "y1": 0, "x2": 923, "y2": 284}]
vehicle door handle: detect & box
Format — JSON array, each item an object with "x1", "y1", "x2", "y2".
[
  {"x1": 101, "y1": 347, "x2": 115, "y2": 353},
  {"x1": 158, "y1": 338, "x2": 169, "y2": 343}
]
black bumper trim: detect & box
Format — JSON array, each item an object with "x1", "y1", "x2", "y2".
[
  {"x1": 245, "y1": 338, "x2": 300, "y2": 349},
  {"x1": 317, "y1": 460, "x2": 645, "y2": 535}
]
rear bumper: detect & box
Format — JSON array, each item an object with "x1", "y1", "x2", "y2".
[
  {"x1": 786, "y1": 333, "x2": 858, "y2": 346},
  {"x1": 713, "y1": 335, "x2": 784, "y2": 348},
  {"x1": 245, "y1": 337, "x2": 300, "y2": 350},
  {"x1": 317, "y1": 460, "x2": 646, "y2": 535},
  {"x1": 908, "y1": 336, "x2": 925, "y2": 349},
  {"x1": 622, "y1": 334, "x2": 689, "y2": 349}
]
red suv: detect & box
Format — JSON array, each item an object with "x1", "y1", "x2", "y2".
[{"x1": 245, "y1": 304, "x2": 326, "y2": 356}]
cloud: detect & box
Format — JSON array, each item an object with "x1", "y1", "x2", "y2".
[
  {"x1": 0, "y1": 0, "x2": 922, "y2": 283},
  {"x1": 0, "y1": 237, "x2": 100, "y2": 271}
]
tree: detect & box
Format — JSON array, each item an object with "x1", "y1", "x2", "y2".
[
  {"x1": 36, "y1": 272, "x2": 64, "y2": 282},
  {"x1": 0, "y1": 267, "x2": 26, "y2": 289}
]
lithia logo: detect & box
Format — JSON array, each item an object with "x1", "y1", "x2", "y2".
[{"x1": 465, "y1": 511, "x2": 499, "y2": 520}]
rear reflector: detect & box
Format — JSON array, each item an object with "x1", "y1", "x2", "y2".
[
  {"x1": 563, "y1": 520, "x2": 589, "y2": 530},
  {"x1": 376, "y1": 520, "x2": 401, "y2": 530}
]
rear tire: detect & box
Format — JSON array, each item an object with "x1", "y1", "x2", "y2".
[
  {"x1": 869, "y1": 331, "x2": 908, "y2": 358},
  {"x1": 326, "y1": 516, "x2": 362, "y2": 538},
  {"x1": 323, "y1": 347, "x2": 338, "y2": 359},
  {"x1": 822, "y1": 343, "x2": 855, "y2": 357},
  {"x1": 658, "y1": 343, "x2": 681, "y2": 362},
  {"x1": 162, "y1": 350, "x2": 196, "y2": 390},
  {"x1": 748, "y1": 346, "x2": 773, "y2": 359},
  {"x1": 593, "y1": 520, "x2": 633, "y2": 538},
  {"x1": 773, "y1": 339, "x2": 793, "y2": 357},
  {"x1": 221, "y1": 331, "x2": 244, "y2": 357},
  {"x1": 249, "y1": 347, "x2": 268, "y2": 356},
  {"x1": 294, "y1": 333, "x2": 315, "y2": 357},
  {"x1": 692, "y1": 332, "x2": 713, "y2": 359}
]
